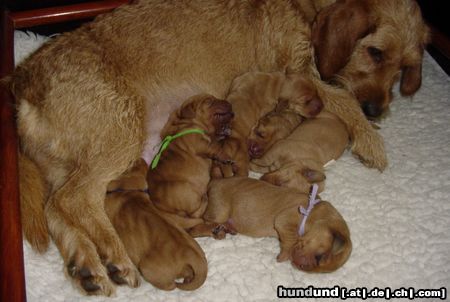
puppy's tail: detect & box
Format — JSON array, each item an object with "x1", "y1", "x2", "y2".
[
  {"x1": 19, "y1": 152, "x2": 50, "y2": 253},
  {"x1": 175, "y1": 240, "x2": 208, "y2": 291}
]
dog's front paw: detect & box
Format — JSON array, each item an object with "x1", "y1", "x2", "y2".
[
  {"x1": 66, "y1": 258, "x2": 116, "y2": 296},
  {"x1": 351, "y1": 126, "x2": 387, "y2": 171},
  {"x1": 106, "y1": 262, "x2": 140, "y2": 288}
]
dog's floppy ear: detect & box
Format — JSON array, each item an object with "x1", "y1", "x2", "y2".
[
  {"x1": 400, "y1": 63, "x2": 422, "y2": 96},
  {"x1": 312, "y1": 0, "x2": 374, "y2": 79},
  {"x1": 178, "y1": 103, "x2": 196, "y2": 119},
  {"x1": 302, "y1": 168, "x2": 326, "y2": 183}
]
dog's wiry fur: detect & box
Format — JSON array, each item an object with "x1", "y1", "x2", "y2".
[
  {"x1": 311, "y1": 0, "x2": 430, "y2": 118},
  {"x1": 251, "y1": 110, "x2": 349, "y2": 193},
  {"x1": 189, "y1": 177, "x2": 352, "y2": 273},
  {"x1": 11, "y1": 0, "x2": 426, "y2": 295},
  {"x1": 146, "y1": 94, "x2": 233, "y2": 227},
  {"x1": 105, "y1": 159, "x2": 207, "y2": 291}
]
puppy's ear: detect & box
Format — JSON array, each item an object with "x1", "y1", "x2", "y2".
[
  {"x1": 302, "y1": 168, "x2": 326, "y2": 183},
  {"x1": 312, "y1": 0, "x2": 374, "y2": 79},
  {"x1": 400, "y1": 63, "x2": 422, "y2": 96},
  {"x1": 274, "y1": 208, "x2": 302, "y2": 262},
  {"x1": 178, "y1": 103, "x2": 196, "y2": 119}
]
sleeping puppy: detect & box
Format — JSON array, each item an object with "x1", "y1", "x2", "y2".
[
  {"x1": 105, "y1": 159, "x2": 207, "y2": 291},
  {"x1": 189, "y1": 177, "x2": 352, "y2": 273},
  {"x1": 146, "y1": 94, "x2": 234, "y2": 226},
  {"x1": 250, "y1": 110, "x2": 349, "y2": 193},
  {"x1": 226, "y1": 71, "x2": 323, "y2": 175},
  {"x1": 247, "y1": 101, "x2": 304, "y2": 159}
]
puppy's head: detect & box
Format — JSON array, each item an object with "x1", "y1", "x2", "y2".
[
  {"x1": 279, "y1": 74, "x2": 324, "y2": 118},
  {"x1": 312, "y1": 0, "x2": 430, "y2": 118},
  {"x1": 177, "y1": 94, "x2": 234, "y2": 140},
  {"x1": 260, "y1": 161, "x2": 325, "y2": 194},
  {"x1": 247, "y1": 104, "x2": 303, "y2": 159},
  {"x1": 276, "y1": 201, "x2": 352, "y2": 273}
]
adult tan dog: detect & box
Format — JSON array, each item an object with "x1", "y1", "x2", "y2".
[
  {"x1": 11, "y1": 0, "x2": 426, "y2": 295},
  {"x1": 189, "y1": 177, "x2": 352, "y2": 273},
  {"x1": 105, "y1": 159, "x2": 207, "y2": 291},
  {"x1": 147, "y1": 94, "x2": 233, "y2": 226},
  {"x1": 251, "y1": 110, "x2": 349, "y2": 193},
  {"x1": 226, "y1": 71, "x2": 323, "y2": 175}
]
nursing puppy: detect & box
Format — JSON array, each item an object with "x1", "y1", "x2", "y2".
[
  {"x1": 147, "y1": 94, "x2": 234, "y2": 226},
  {"x1": 189, "y1": 177, "x2": 352, "y2": 272},
  {"x1": 251, "y1": 111, "x2": 349, "y2": 193},
  {"x1": 105, "y1": 159, "x2": 207, "y2": 291},
  {"x1": 226, "y1": 71, "x2": 323, "y2": 175},
  {"x1": 247, "y1": 101, "x2": 305, "y2": 159}
]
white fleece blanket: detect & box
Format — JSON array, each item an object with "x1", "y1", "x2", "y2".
[{"x1": 15, "y1": 30, "x2": 450, "y2": 302}]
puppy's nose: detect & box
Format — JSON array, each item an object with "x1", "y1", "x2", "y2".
[
  {"x1": 248, "y1": 141, "x2": 263, "y2": 158},
  {"x1": 362, "y1": 101, "x2": 382, "y2": 118}
]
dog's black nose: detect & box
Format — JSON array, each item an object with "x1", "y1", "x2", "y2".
[{"x1": 362, "y1": 101, "x2": 382, "y2": 118}]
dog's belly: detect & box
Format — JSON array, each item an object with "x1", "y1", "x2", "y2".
[{"x1": 141, "y1": 84, "x2": 206, "y2": 165}]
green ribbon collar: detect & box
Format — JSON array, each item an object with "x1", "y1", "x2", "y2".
[{"x1": 150, "y1": 128, "x2": 206, "y2": 169}]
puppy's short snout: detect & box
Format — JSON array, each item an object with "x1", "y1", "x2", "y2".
[
  {"x1": 362, "y1": 101, "x2": 383, "y2": 118},
  {"x1": 248, "y1": 141, "x2": 264, "y2": 158}
]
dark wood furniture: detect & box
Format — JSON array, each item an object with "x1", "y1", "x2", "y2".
[{"x1": 0, "y1": 2, "x2": 130, "y2": 302}]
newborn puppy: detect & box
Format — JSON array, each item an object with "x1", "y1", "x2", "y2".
[
  {"x1": 226, "y1": 71, "x2": 323, "y2": 175},
  {"x1": 247, "y1": 100, "x2": 304, "y2": 159},
  {"x1": 189, "y1": 177, "x2": 351, "y2": 273},
  {"x1": 251, "y1": 110, "x2": 349, "y2": 193},
  {"x1": 147, "y1": 94, "x2": 234, "y2": 225},
  {"x1": 105, "y1": 159, "x2": 207, "y2": 291}
]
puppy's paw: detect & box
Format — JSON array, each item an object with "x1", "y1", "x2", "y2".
[
  {"x1": 276, "y1": 250, "x2": 291, "y2": 262},
  {"x1": 212, "y1": 224, "x2": 227, "y2": 239}
]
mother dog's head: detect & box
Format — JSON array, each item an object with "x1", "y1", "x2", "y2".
[{"x1": 312, "y1": 0, "x2": 429, "y2": 118}]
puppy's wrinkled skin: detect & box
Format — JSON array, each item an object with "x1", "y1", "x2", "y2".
[
  {"x1": 11, "y1": 0, "x2": 427, "y2": 294},
  {"x1": 105, "y1": 159, "x2": 207, "y2": 291},
  {"x1": 189, "y1": 177, "x2": 352, "y2": 273},
  {"x1": 312, "y1": 0, "x2": 430, "y2": 118},
  {"x1": 251, "y1": 111, "x2": 349, "y2": 193},
  {"x1": 247, "y1": 101, "x2": 304, "y2": 159},
  {"x1": 226, "y1": 72, "x2": 323, "y2": 175},
  {"x1": 147, "y1": 94, "x2": 234, "y2": 226}
]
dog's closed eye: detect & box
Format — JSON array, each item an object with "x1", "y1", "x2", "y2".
[{"x1": 367, "y1": 46, "x2": 383, "y2": 64}]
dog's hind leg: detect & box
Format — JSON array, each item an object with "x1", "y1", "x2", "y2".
[{"x1": 46, "y1": 163, "x2": 141, "y2": 295}]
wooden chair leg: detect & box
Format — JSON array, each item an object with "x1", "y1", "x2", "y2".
[{"x1": 0, "y1": 9, "x2": 27, "y2": 302}]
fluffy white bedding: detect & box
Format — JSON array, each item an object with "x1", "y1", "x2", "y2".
[{"x1": 16, "y1": 30, "x2": 450, "y2": 302}]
